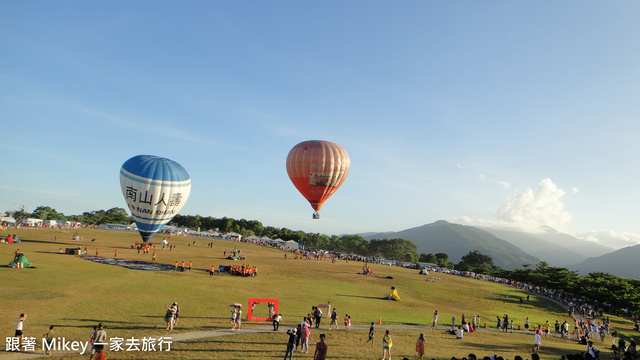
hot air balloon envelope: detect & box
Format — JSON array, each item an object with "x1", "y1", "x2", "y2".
[
  {"x1": 120, "y1": 155, "x2": 191, "y2": 242},
  {"x1": 286, "y1": 140, "x2": 350, "y2": 217}
]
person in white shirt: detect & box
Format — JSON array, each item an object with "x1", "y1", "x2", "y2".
[
  {"x1": 533, "y1": 332, "x2": 541, "y2": 353},
  {"x1": 15, "y1": 314, "x2": 26, "y2": 347},
  {"x1": 587, "y1": 341, "x2": 600, "y2": 359}
]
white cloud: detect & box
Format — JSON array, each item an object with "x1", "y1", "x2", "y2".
[
  {"x1": 576, "y1": 230, "x2": 640, "y2": 248},
  {"x1": 452, "y1": 178, "x2": 572, "y2": 233},
  {"x1": 498, "y1": 181, "x2": 511, "y2": 189},
  {"x1": 496, "y1": 178, "x2": 572, "y2": 231},
  {"x1": 450, "y1": 178, "x2": 640, "y2": 250}
]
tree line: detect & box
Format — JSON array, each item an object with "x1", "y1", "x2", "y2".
[{"x1": 7, "y1": 206, "x2": 131, "y2": 225}]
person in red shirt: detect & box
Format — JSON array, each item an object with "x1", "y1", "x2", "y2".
[
  {"x1": 314, "y1": 334, "x2": 327, "y2": 360},
  {"x1": 93, "y1": 346, "x2": 106, "y2": 360}
]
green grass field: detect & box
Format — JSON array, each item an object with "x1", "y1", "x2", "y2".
[{"x1": 1, "y1": 228, "x2": 637, "y2": 359}]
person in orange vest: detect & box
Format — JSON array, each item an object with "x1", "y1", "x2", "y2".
[
  {"x1": 174, "y1": 261, "x2": 178, "y2": 271},
  {"x1": 152, "y1": 250, "x2": 156, "y2": 262},
  {"x1": 96, "y1": 249, "x2": 99, "y2": 256},
  {"x1": 181, "y1": 261, "x2": 185, "y2": 272},
  {"x1": 253, "y1": 267, "x2": 257, "y2": 277},
  {"x1": 114, "y1": 249, "x2": 118, "y2": 258},
  {"x1": 210, "y1": 265, "x2": 215, "y2": 277},
  {"x1": 188, "y1": 261, "x2": 192, "y2": 271}
]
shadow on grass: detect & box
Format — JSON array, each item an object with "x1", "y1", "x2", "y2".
[
  {"x1": 58, "y1": 318, "x2": 151, "y2": 331},
  {"x1": 170, "y1": 347, "x2": 363, "y2": 359},
  {"x1": 181, "y1": 339, "x2": 283, "y2": 345},
  {"x1": 20, "y1": 239, "x2": 61, "y2": 245},
  {"x1": 336, "y1": 294, "x2": 386, "y2": 300},
  {"x1": 139, "y1": 315, "x2": 224, "y2": 320},
  {"x1": 491, "y1": 293, "x2": 565, "y2": 313},
  {"x1": 400, "y1": 321, "x2": 425, "y2": 326}
]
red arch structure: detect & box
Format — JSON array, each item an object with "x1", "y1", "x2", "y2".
[{"x1": 247, "y1": 298, "x2": 278, "y2": 321}]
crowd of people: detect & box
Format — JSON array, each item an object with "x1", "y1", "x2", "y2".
[{"x1": 228, "y1": 264, "x2": 257, "y2": 277}]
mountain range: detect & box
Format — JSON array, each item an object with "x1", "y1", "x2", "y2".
[
  {"x1": 359, "y1": 220, "x2": 639, "y2": 279},
  {"x1": 570, "y1": 243, "x2": 640, "y2": 279},
  {"x1": 362, "y1": 220, "x2": 540, "y2": 270}
]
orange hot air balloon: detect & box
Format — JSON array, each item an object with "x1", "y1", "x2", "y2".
[{"x1": 286, "y1": 140, "x2": 350, "y2": 219}]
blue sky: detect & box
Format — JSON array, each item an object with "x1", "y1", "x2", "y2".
[{"x1": 2, "y1": 1, "x2": 640, "y2": 249}]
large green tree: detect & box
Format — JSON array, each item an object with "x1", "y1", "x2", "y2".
[
  {"x1": 368, "y1": 238, "x2": 418, "y2": 262},
  {"x1": 32, "y1": 206, "x2": 65, "y2": 220},
  {"x1": 456, "y1": 250, "x2": 497, "y2": 274}
]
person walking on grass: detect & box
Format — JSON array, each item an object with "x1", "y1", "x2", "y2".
[
  {"x1": 314, "y1": 334, "x2": 327, "y2": 360},
  {"x1": 273, "y1": 314, "x2": 282, "y2": 331},
  {"x1": 330, "y1": 308, "x2": 338, "y2": 330},
  {"x1": 231, "y1": 307, "x2": 242, "y2": 331},
  {"x1": 365, "y1": 322, "x2": 375, "y2": 346},
  {"x1": 382, "y1": 329, "x2": 392, "y2": 360},
  {"x1": 416, "y1": 333, "x2": 426, "y2": 360},
  {"x1": 14, "y1": 314, "x2": 26, "y2": 348},
  {"x1": 300, "y1": 322, "x2": 310, "y2": 353},
  {"x1": 533, "y1": 331, "x2": 542, "y2": 353},
  {"x1": 90, "y1": 323, "x2": 107, "y2": 360},
  {"x1": 43, "y1": 325, "x2": 55, "y2": 355},
  {"x1": 284, "y1": 328, "x2": 297, "y2": 360},
  {"x1": 431, "y1": 310, "x2": 438, "y2": 330}
]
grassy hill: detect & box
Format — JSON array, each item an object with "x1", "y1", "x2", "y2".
[{"x1": 0, "y1": 228, "x2": 636, "y2": 359}]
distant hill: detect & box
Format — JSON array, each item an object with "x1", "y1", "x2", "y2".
[
  {"x1": 361, "y1": 220, "x2": 539, "y2": 270},
  {"x1": 479, "y1": 226, "x2": 614, "y2": 267},
  {"x1": 570, "y1": 243, "x2": 640, "y2": 279}
]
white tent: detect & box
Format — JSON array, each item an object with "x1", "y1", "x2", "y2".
[{"x1": 284, "y1": 240, "x2": 298, "y2": 249}]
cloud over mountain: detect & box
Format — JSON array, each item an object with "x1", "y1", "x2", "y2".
[
  {"x1": 453, "y1": 178, "x2": 572, "y2": 232},
  {"x1": 452, "y1": 178, "x2": 640, "y2": 250},
  {"x1": 576, "y1": 230, "x2": 640, "y2": 248},
  {"x1": 496, "y1": 178, "x2": 571, "y2": 231}
]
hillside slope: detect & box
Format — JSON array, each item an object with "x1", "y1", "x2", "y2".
[
  {"x1": 570, "y1": 243, "x2": 640, "y2": 279},
  {"x1": 363, "y1": 220, "x2": 539, "y2": 269}
]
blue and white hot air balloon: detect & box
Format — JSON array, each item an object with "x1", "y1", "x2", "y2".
[{"x1": 119, "y1": 155, "x2": 191, "y2": 242}]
